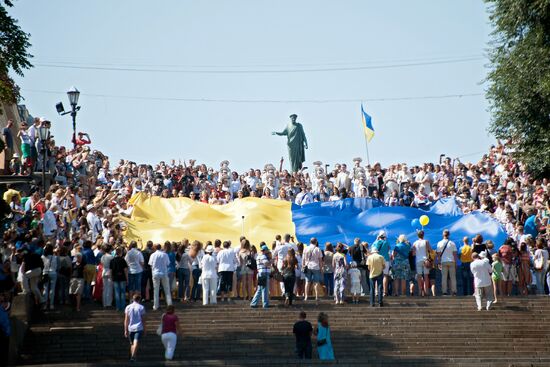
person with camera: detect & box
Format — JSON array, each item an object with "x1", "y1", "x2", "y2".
[
  {"x1": 349, "y1": 238, "x2": 369, "y2": 296},
  {"x1": 470, "y1": 252, "x2": 494, "y2": 311},
  {"x1": 436, "y1": 230, "x2": 458, "y2": 296}
]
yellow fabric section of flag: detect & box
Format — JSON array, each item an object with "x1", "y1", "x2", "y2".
[
  {"x1": 363, "y1": 124, "x2": 375, "y2": 142},
  {"x1": 121, "y1": 194, "x2": 295, "y2": 248}
]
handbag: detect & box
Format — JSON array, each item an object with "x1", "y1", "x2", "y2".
[
  {"x1": 271, "y1": 266, "x2": 283, "y2": 282},
  {"x1": 245, "y1": 254, "x2": 257, "y2": 271},
  {"x1": 534, "y1": 257, "x2": 544, "y2": 271},
  {"x1": 423, "y1": 243, "x2": 434, "y2": 269},
  {"x1": 156, "y1": 314, "x2": 165, "y2": 336},
  {"x1": 437, "y1": 240, "x2": 449, "y2": 269}
]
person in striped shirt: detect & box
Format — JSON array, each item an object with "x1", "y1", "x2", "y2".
[{"x1": 250, "y1": 243, "x2": 271, "y2": 309}]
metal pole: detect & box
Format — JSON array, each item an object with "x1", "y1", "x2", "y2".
[
  {"x1": 364, "y1": 138, "x2": 371, "y2": 167},
  {"x1": 41, "y1": 146, "x2": 46, "y2": 195},
  {"x1": 71, "y1": 108, "x2": 77, "y2": 150}
]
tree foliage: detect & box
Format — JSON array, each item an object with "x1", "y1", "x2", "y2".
[
  {"x1": 485, "y1": 0, "x2": 550, "y2": 178},
  {"x1": 0, "y1": 0, "x2": 32, "y2": 103}
]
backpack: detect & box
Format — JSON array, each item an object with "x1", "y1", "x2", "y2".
[{"x1": 245, "y1": 254, "x2": 257, "y2": 271}]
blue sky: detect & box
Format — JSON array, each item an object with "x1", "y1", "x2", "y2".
[{"x1": 11, "y1": 0, "x2": 493, "y2": 172}]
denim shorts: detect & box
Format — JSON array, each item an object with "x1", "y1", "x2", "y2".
[
  {"x1": 129, "y1": 330, "x2": 143, "y2": 344},
  {"x1": 305, "y1": 269, "x2": 322, "y2": 283}
]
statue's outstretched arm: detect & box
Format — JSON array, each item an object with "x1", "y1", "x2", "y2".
[{"x1": 272, "y1": 129, "x2": 288, "y2": 136}]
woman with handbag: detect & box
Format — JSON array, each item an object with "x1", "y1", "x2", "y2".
[
  {"x1": 281, "y1": 249, "x2": 298, "y2": 306},
  {"x1": 237, "y1": 240, "x2": 254, "y2": 301},
  {"x1": 315, "y1": 312, "x2": 334, "y2": 360},
  {"x1": 322, "y1": 243, "x2": 335, "y2": 298},
  {"x1": 158, "y1": 304, "x2": 179, "y2": 360}
]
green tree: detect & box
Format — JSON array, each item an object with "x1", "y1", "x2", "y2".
[
  {"x1": 485, "y1": 0, "x2": 550, "y2": 178},
  {"x1": 0, "y1": 0, "x2": 33, "y2": 103}
]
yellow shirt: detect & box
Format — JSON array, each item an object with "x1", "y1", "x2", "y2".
[
  {"x1": 460, "y1": 245, "x2": 473, "y2": 263},
  {"x1": 366, "y1": 253, "x2": 385, "y2": 278}
]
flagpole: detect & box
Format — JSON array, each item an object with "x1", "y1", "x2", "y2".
[
  {"x1": 364, "y1": 137, "x2": 371, "y2": 166},
  {"x1": 361, "y1": 102, "x2": 371, "y2": 166}
]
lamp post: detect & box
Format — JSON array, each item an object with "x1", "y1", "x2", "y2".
[
  {"x1": 38, "y1": 124, "x2": 50, "y2": 195},
  {"x1": 56, "y1": 86, "x2": 81, "y2": 149}
]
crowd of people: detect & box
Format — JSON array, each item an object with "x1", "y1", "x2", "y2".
[{"x1": 0, "y1": 115, "x2": 549, "y2": 361}]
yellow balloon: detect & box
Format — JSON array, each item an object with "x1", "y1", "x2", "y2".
[{"x1": 419, "y1": 215, "x2": 430, "y2": 226}]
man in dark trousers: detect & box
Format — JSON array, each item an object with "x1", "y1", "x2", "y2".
[
  {"x1": 293, "y1": 311, "x2": 312, "y2": 359},
  {"x1": 141, "y1": 240, "x2": 154, "y2": 302}
]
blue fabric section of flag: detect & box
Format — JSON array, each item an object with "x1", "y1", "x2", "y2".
[
  {"x1": 291, "y1": 197, "x2": 507, "y2": 253},
  {"x1": 361, "y1": 104, "x2": 374, "y2": 132}
]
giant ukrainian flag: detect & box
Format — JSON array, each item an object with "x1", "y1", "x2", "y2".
[
  {"x1": 361, "y1": 103, "x2": 375, "y2": 142},
  {"x1": 122, "y1": 194, "x2": 507, "y2": 254},
  {"x1": 121, "y1": 193, "x2": 295, "y2": 247}
]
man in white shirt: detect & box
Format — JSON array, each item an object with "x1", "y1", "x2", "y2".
[
  {"x1": 470, "y1": 252, "x2": 494, "y2": 311},
  {"x1": 274, "y1": 236, "x2": 290, "y2": 271},
  {"x1": 200, "y1": 245, "x2": 218, "y2": 305},
  {"x1": 125, "y1": 241, "x2": 145, "y2": 296},
  {"x1": 274, "y1": 234, "x2": 292, "y2": 293},
  {"x1": 230, "y1": 171, "x2": 241, "y2": 198},
  {"x1": 294, "y1": 186, "x2": 313, "y2": 206},
  {"x1": 42, "y1": 205, "x2": 58, "y2": 238},
  {"x1": 245, "y1": 169, "x2": 259, "y2": 191},
  {"x1": 335, "y1": 164, "x2": 351, "y2": 191},
  {"x1": 148, "y1": 243, "x2": 172, "y2": 310},
  {"x1": 302, "y1": 238, "x2": 323, "y2": 301},
  {"x1": 436, "y1": 230, "x2": 458, "y2": 296},
  {"x1": 217, "y1": 241, "x2": 237, "y2": 302},
  {"x1": 86, "y1": 205, "x2": 102, "y2": 243}
]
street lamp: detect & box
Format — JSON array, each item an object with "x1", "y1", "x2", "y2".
[
  {"x1": 38, "y1": 124, "x2": 50, "y2": 194},
  {"x1": 56, "y1": 86, "x2": 81, "y2": 149}
]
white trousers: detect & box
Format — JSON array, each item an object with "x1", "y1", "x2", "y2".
[
  {"x1": 474, "y1": 285, "x2": 494, "y2": 310},
  {"x1": 24, "y1": 269, "x2": 43, "y2": 302},
  {"x1": 153, "y1": 274, "x2": 173, "y2": 310},
  {"x1": 202, "y1": 277, "x2": 217, "y2": 305},
  {"x1": 161, "y1": 332, "x2": 177, "y2": 360},
  {"x1": 102, "y1": 276, "x2": 113, "y2": 307}
]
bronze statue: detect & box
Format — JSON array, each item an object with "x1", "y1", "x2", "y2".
[{"x1": 272, "y1": 114, "x2": 308, "y2": 173}]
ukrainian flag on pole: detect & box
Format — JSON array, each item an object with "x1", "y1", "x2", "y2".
[{"x1": 361, "y1": 103, "x2": 375, "y2": 142}]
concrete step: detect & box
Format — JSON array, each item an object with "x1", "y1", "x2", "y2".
[{"x1": 19, "y1": 296, "x2": 550, "y2": 365}]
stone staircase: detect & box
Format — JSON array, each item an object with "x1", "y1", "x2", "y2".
[{"x1": 18, "y1": 296, "x2": 550, "y2": 366}]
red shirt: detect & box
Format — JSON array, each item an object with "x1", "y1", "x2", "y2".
[
  {"x1": 162, "y1": 313, "x2": 178, "y2": 334},
  {"x1": 499, "y1": 245, "x2": 513, "y2": 265}
]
